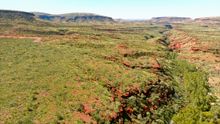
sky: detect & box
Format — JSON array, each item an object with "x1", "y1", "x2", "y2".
[{"x1": 0, "y1": 0, "x2": 219, "y2": 19}]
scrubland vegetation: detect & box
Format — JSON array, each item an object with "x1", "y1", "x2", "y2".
[{"x1": 0, "y1": 17, "x2": 220, "y2": 124}]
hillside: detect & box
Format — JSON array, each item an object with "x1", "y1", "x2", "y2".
[{"x1": 0, "y1": 10, "x2": 35, "y2": 22}]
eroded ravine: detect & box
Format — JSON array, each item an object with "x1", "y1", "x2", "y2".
[{"x1": 167, "y1": 29, "x2": 220, "y2": 100}]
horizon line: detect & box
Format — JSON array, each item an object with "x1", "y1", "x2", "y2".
[{"x1": 0, "y1": 9, "x2": 219, "y2": 20}]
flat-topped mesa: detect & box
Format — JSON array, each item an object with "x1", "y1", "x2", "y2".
[
  {"x1": 149, "y1": 17, "x2": 192, "y2": 24},
  {"x1": 33, "y1": 12, "x2": 114, "y2": 22},
  {"x1": 194, "y1": 17, "x2": 220, "y2": 24}
]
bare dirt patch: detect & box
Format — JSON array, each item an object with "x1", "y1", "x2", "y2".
[
  {"x1": 73, "y1": 112, "x2": 97, "y2": 124},
  {"x1": 0, "y1": 35, "x2": 42, "y2": 43}
]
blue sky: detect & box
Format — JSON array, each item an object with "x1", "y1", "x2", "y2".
[{"x1": 0, "y1": 0, "x2": 219, "y2": 19}]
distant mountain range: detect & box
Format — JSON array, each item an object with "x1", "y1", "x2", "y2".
[
  {"x1": 0, "y1": 10, "x2": 114, "y2": 22},
  {"x1": 0, "y1": 10, "x2": 219, "y2": 24},
  {"x1": 148, "y1": 17, "x2": 220, "y2": 24}
]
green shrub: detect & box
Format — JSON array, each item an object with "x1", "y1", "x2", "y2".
[{"x1": 165, "y1": 58, "x2": 219, "y2": 124}]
